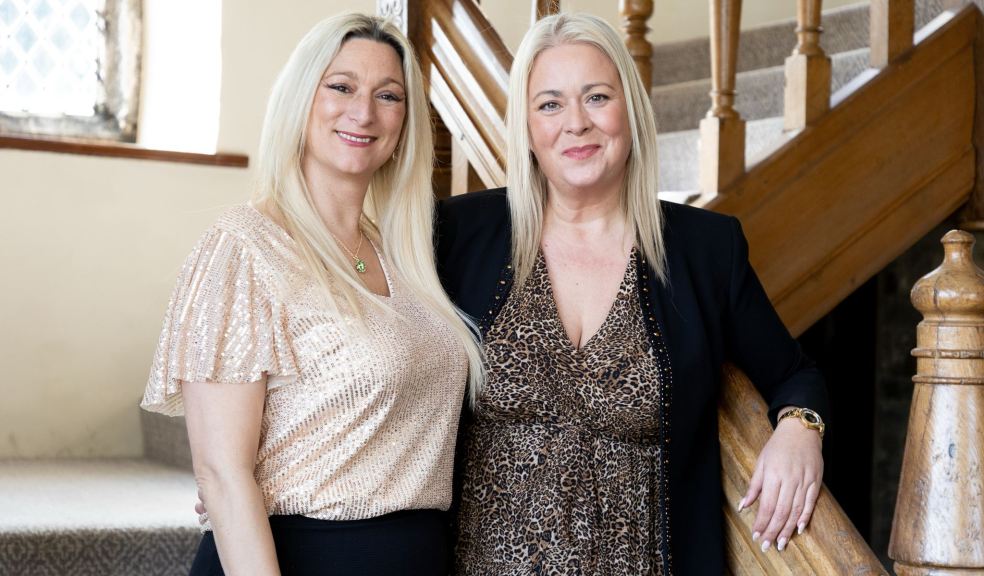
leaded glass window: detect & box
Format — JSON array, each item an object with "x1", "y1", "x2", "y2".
[{"x1": 0, "y1": 0, "x2": 140, "y2": 141}]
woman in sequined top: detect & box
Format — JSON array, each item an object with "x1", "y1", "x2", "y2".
[
  {"x1": 436, "y1": 14, "x2": 829, "y2": 575},
  {"x1": 141, "y1": 14, "x2": 482, "y2": 576}
]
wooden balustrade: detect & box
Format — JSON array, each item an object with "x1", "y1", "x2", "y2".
[
  {"x1": 619, "y1": 0, "x2": 654, "y2": 88},
  {"x1": 784, "y1": 0, "x2": 832, "y2": 131},
  {"x1": 698, "y1": 0, "x2": 746, "y2": 197},
  {"x1": 870, "y1": 0, "x2": 915, "y2": 68},
  {"x1": 889, "y1": 230, "x2": 984, "y2": 575},
  {"x1": 532, "y1": 0, "x2": 560, "y2": 24}
]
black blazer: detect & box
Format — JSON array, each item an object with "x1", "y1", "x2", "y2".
[{"x1": 436, "y1": 188, "x2": 828, "y2": 575}]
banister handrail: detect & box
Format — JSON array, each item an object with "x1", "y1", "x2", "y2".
[{"x1": 720, "y1": 364, "x2": 888, "y2": 574}]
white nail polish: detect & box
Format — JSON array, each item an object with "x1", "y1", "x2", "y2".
[
  {"x1": 737, "y1": 498, "x2": 745, "y2": 512},
  {"x1": 778, "y1": 537, "x2": 787, "y2": 551},
  {"x1": 752, "y1": 531, "x2": 760, "y2": 541},
  {"x1": 761, "y1": 540, "x2": 771, "y2": 552},
  {"x1": 797, "y1": 523, "x2": 805, "y2": 535}
]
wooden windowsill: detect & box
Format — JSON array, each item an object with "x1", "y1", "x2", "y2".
[{"x1": 0, "y1": 134, "x2": 249, "y2": 168}]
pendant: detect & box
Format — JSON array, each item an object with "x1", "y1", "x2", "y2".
[{"x1": 354, "y1": 258, "x2": 367, "y2": 274}]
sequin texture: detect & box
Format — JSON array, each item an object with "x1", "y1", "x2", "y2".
[{"x1": 141, "y1": 204, "x2": 469, "y2": 527}]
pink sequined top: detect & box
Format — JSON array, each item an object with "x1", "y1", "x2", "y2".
[{"x1": 141, "y1": 204, "x2": 468, "y2": 524}]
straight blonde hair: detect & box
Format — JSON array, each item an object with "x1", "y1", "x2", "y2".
[
  {"x1": 506, "y1": 13, "x2": 667, "y2": 285},
  {"x1": 253, "y1": 13, "x2": 485, "y2": 402}
]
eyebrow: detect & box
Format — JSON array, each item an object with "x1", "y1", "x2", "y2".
[
  {"x1": 531, "y1": 82, "x2": 617, "y2": 100},
  {"x1": 323, "y1": 70, "x2": 405, "y2": 90}
]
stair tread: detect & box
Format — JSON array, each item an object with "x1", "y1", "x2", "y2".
[{"x1": 0, "y1": 459, "x2": 199, "y2": 532}]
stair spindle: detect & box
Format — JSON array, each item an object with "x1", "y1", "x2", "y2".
[
  {"x1": 698, "y1": 0, "x2": 745, "y2": 196},
  {"x1": 619, "y1": 0, "x2": 654, "y2": 89},
  {"x1": 870, "y1": 0, "x2": 915, "y2": 68},
  {"x1": 531, "y1": 0, "x2": 560, "y2": 24},
  {"x1": 889, "y1": 230, "x2": 984, "y2": 575},
  {"x1": 783, "y1": 0, "x2": 831, "y2": 131}
]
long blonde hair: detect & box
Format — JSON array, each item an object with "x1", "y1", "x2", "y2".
[
  {"x1": 506, "y1": 13, "x2": 667, "y2": 285},
  {"x1": 253, "y1": 13, "x2": 485, "y2": 401}
]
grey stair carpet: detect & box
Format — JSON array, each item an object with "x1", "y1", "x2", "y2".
[
  {"x1": 658, "y1": 117, "x2": 789, "y2": 193},
  {"x1": 651, "y1": 0, "x2": 945, "y2": 87},
  {"x1": 652, "y1": 47, "x2": 870, "y2": 133},
  {"x1": 0, "y1": 459, "x2": 200, "y2": 576}
]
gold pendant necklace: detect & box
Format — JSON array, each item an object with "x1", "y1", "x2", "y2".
[{"x1": 330, "y1": 228, "x2": 367, "y2": 274}]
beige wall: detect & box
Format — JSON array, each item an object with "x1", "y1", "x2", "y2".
[
  {"x1": 483, "y1": 0, "x2": 866, "y2": 53},
  {"x1": 0, "y1": 0, "x2": 373, "y2": 458},
  {"x1": 0, "y1": 0, "x2": 870, "y2": 458}
]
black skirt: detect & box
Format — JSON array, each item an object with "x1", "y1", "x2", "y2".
[{"x1": 189, "y1": 509, "x2": 451, "y2": 576}]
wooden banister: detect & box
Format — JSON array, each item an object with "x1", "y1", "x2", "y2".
[
  {"x1": 889, "y1": 230, "x2": 984, "y2": 574},
  {"x1": 784, "y1": 0, "x2": 832, "y2": 131},
  {"x1": 532, "y1": 0, "x2": 560, "y2": 24},
  {"x1": 870, "y1": 0, "x2": 915, "y2": 68},
  {"x1": 720, "y1": 364, "x2": 888, "y2": 574},
  {"x1": 619, "y1": 0, "x2": 654, "y2": 88},
  {"x1": 698, "y1": 0, "x2": 746, "y2": 198}
]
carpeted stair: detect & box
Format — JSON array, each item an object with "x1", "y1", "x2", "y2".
[{"x1": 0, "y1": 458, "x2": 199, "y2": 576}]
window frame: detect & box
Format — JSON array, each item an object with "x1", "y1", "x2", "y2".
[{"x1": 0, "y1": 0, "x2": 142, "y2": 143}]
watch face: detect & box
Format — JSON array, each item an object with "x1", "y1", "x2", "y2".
[{"x1": 802, "y1": 409, "x2": 821, "y2": 425}]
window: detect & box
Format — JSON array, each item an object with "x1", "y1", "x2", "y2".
[{"x1": 0, "y1": 0, "x2": 141, "y2": 142}]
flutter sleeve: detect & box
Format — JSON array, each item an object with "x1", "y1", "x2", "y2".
[{"x1": 140, "y1": 226, "x2": 297, "y2": 416}]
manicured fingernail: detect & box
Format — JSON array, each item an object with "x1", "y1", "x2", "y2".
[
  {"x1": 797, "y1": 523, "x2": 805, "y2": 535},
  {"x1": 752, "y1": 531, "x2": 760, "y2": 541},
  {"x1": 761, "y1": 540, "x2": 771, "y2": 552},
  {"x1": 778, "y1": 537, "x2": 787, "y2": 551},
  {"x1": 737, "y1": 498, "x2": 746, "y2": 512}
]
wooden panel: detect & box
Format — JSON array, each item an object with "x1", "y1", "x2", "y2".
[
  {"x1": 702, "y1": 6, "x2": 978, "y2": 337},
  {"x1": 719, "y1": 365, "x2": 889, "y2": 575},
  {"x1": 0, "y1": 135, "x2": 248, "y2": 168}
]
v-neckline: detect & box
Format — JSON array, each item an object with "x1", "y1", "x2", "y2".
[{"x1": 538, "y1": 249, "x2": 635, "y2": 353}]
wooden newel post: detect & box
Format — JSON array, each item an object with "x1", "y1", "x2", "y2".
[
  {"x1": 698, "y1": 0, "x2": 745, "y2": 197},
  {"x1": 783, "y1": 0, "x2": 831, "y2": 131},
  {"x1": 890, "y1": 230, "x2": 984, "y2": 575},
  {"x1": 619, "y1": 0, "x2": 654, "y2": 89}
]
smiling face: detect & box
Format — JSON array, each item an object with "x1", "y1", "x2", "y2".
[
  {"x1": 527, "y1": 43, "x2": 631, "y2": 199},
  {"x1": 303, "y1": 38, "x2": 407, "y2": 186}
]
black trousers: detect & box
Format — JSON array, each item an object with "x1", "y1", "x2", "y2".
[{"x1": 189, "y1": 509, "x2": 451, "y2": 575}]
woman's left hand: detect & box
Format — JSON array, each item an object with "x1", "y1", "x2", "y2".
[{"x1": 739, "y1": 412, "x2": 824, "y2": 553}]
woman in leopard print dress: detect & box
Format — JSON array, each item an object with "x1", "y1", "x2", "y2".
[{"x1": 436, "y1": 14, "x2": 828, "y2": 576}]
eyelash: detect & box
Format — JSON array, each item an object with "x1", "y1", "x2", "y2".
[
  {"x1": 537, "y1": 93, "x2": 610, "y2": 112},
  {"x1": 325, "y1": 83, "x2": 404, "y2": 103}
]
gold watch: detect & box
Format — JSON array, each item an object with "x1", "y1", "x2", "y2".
[{"x1": 777, "y1": 407, "x2": 825, "y2": 439}]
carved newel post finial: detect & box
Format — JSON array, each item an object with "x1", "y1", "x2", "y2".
[{"x1": 890, "y1": 230, "x2": 984, "y2": 575}]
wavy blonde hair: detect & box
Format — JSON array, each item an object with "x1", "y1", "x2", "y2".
[
  {"x1": 253, "y1": 13, "x2": 484, "y2": 401},
  {"x1": 506, "y1": 13, "x2": 667, "y2": 285}
]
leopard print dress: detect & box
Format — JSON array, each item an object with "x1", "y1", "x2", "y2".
[{"x1": 455, "y1": 251, "x2": 667, "y2": 576}]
